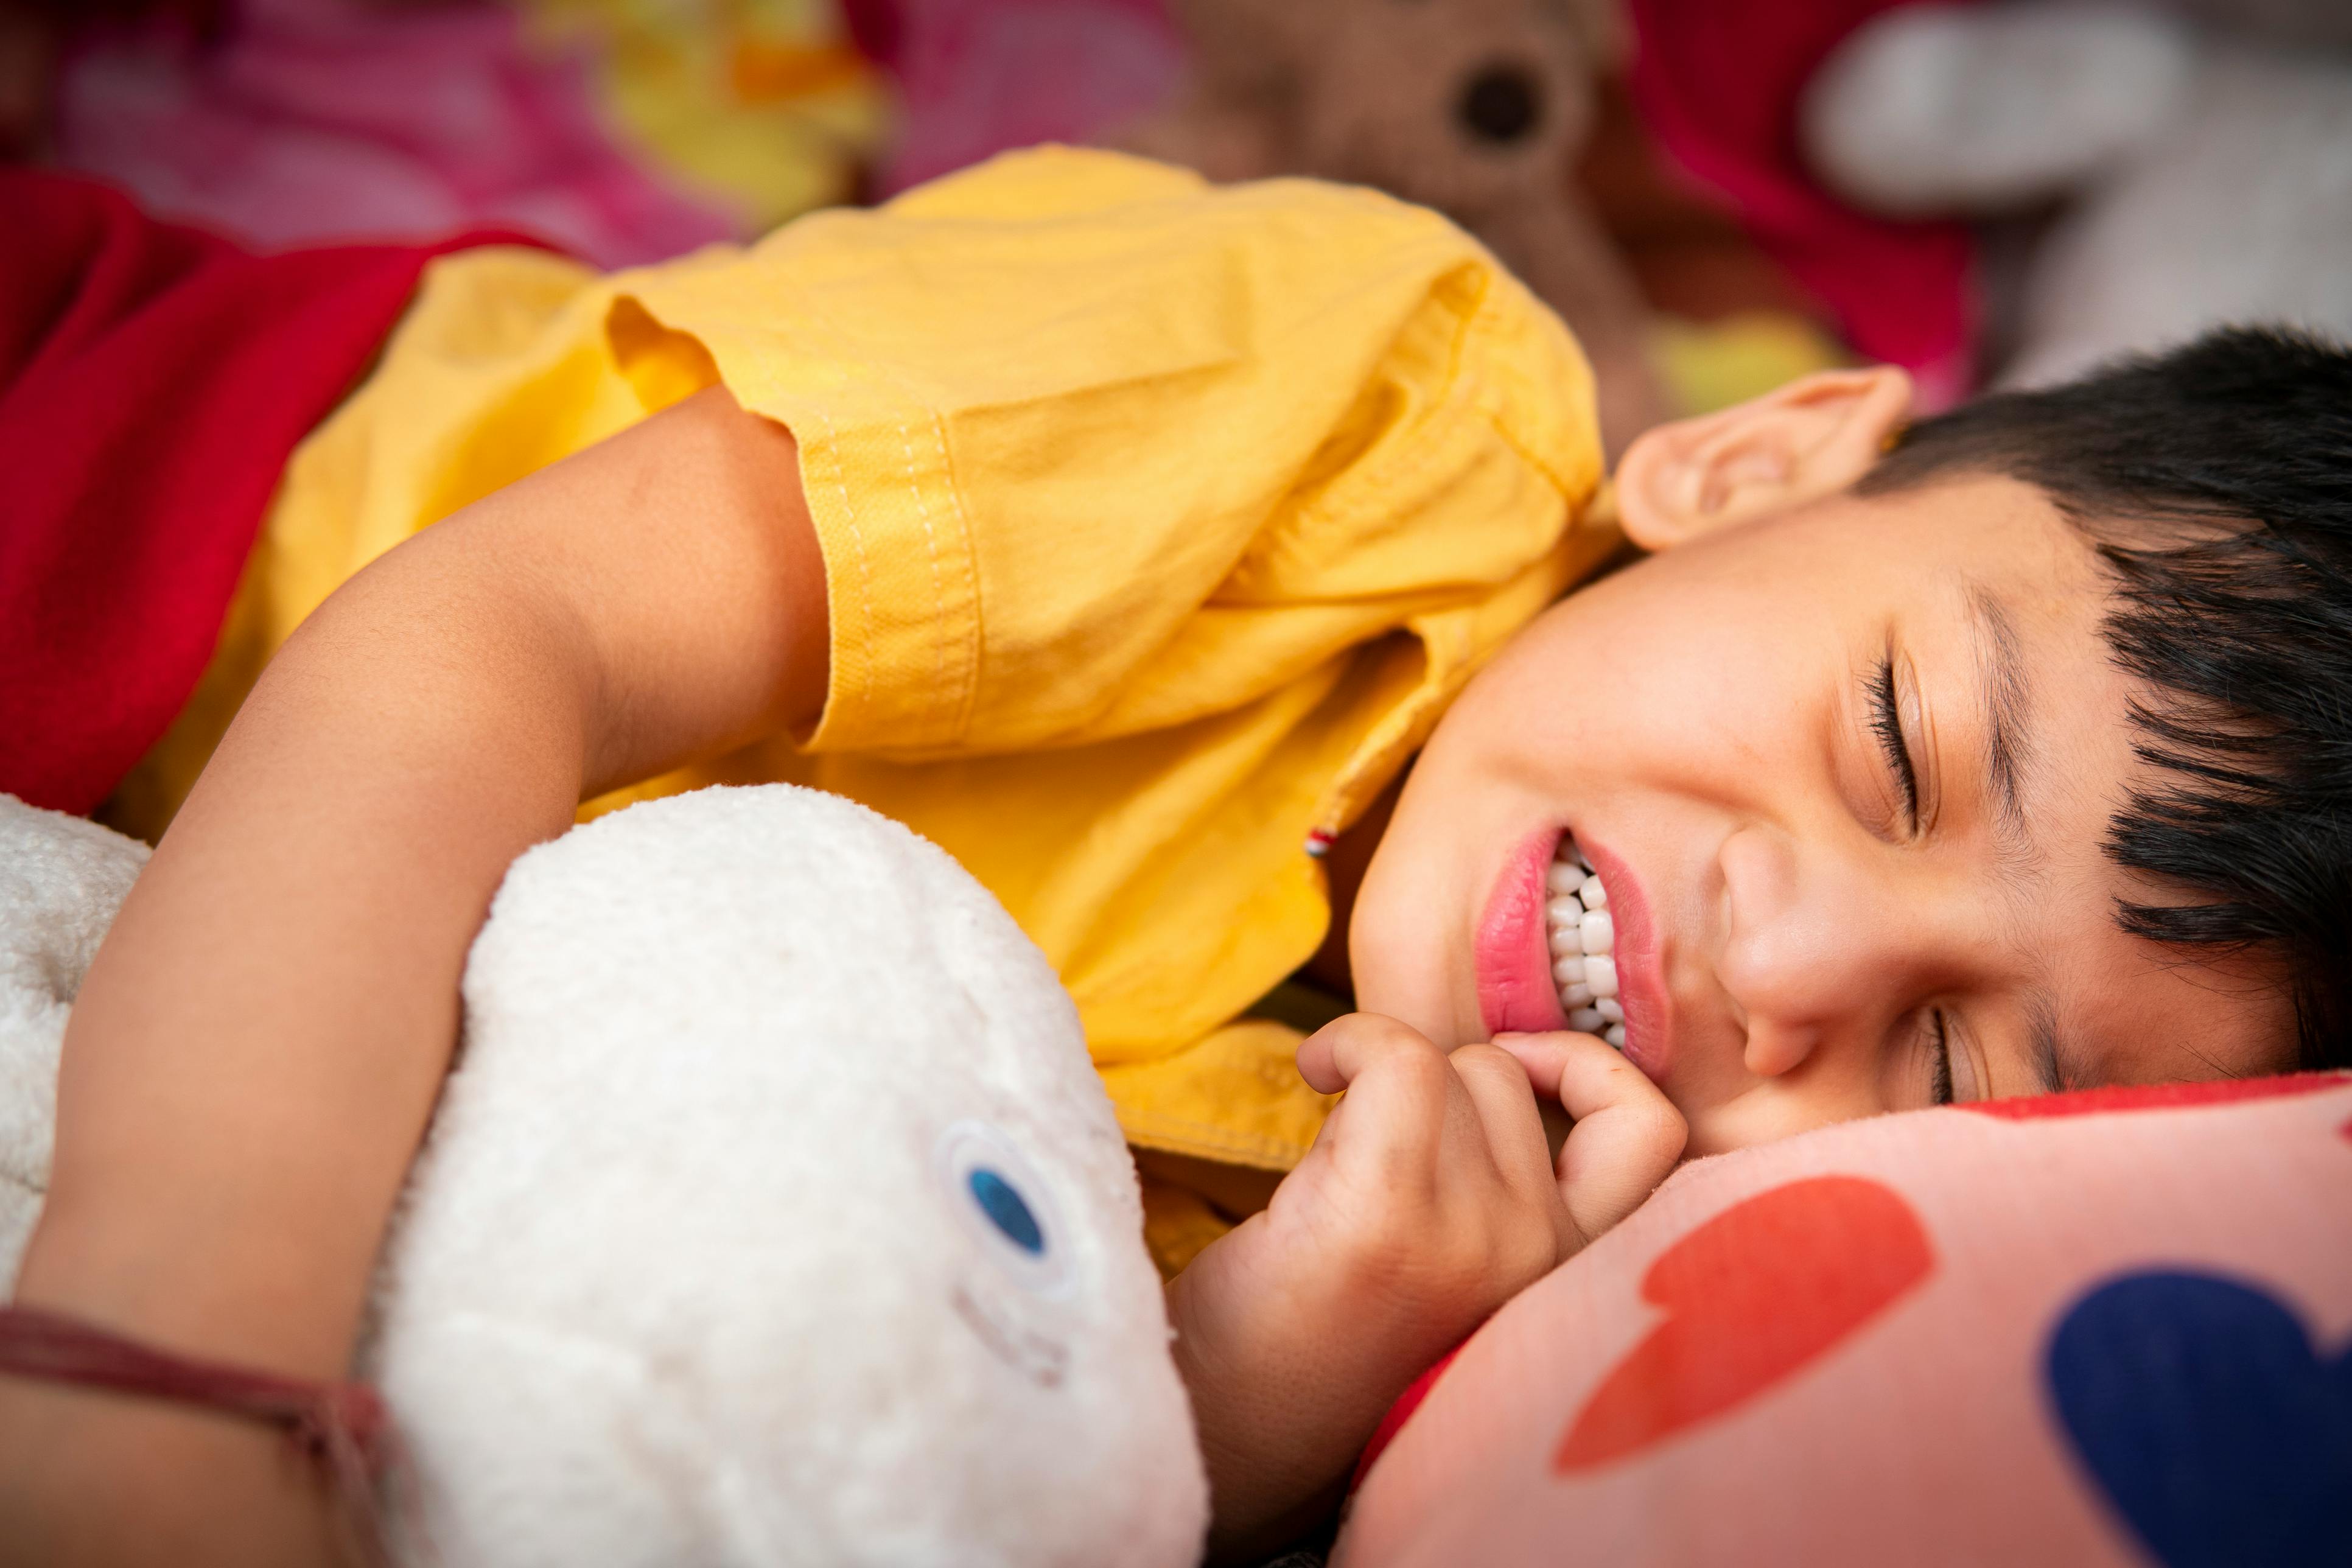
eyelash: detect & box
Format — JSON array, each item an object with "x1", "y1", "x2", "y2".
[
  {"x1": 1928, "y1": 1010, "x2": 1955, "y2": 1106},
  {"x1": 1873, "y1": 657, "x2": 1952, "y2": 1105},
  {"x1": 1870, "y1": 651, "x2": 1919, "y2": 827}
]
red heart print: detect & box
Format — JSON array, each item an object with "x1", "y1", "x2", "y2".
[{"x1": 1555, "y1": 1175, "x2": 1933, "y2": 1472}]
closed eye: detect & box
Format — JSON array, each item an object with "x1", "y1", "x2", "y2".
[
  {"x1": 1871, "y1": 648, "x2": 1919, "y2": 828},
  {"x1": 1927, "y1": 1009, "x2": 1955, "y2": 1105}
]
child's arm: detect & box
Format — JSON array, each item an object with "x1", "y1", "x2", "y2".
[
  {"x1": 1170, "y1": 1018, "x2": 1685, "y2": 1564},
  {"x1": 0, "y1": 386, "x2": 828, "y2": 1566}
]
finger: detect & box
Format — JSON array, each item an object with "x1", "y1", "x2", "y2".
[
  {"x1": 1297, "y1": 1012, "x2": 1445, "y2": 1096},
  {"x1": 1446, "y1": 1042, "x2": 1556, "y2": 1202},
  {"x1": 1542, "y1": 1033, "x2": 1687, "y2": 1248},
  {"x1": 1490, "y1": 1030, "x2": 1583, "y2": 1102},
  {"x1": 1295, "y1": 1013, "x2": 1453, "y2": 1171}
]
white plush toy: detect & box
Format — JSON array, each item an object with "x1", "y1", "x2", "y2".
[
  {"x1": 0, "y1": 800, "x2": 147, "y2": 1276},
  {"x1": 0, "y1": 786, "x2": 1208, "y2": 1567},
  {"x1": 1799, "y1": 0, "x2": 2352, "y2": 388}
]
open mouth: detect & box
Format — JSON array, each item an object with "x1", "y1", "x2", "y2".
[{"x1": 1544, "y1": 835, "x2": 1627, "y2": 1050}]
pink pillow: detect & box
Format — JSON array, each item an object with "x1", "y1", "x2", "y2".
[{"x1": 1342, "y1": 1073, "x2": 2352, "y2": 1567}]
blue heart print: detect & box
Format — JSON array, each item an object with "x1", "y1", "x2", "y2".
[{"x1": 2046, "y1": 1270, "x2": 2352, "y2": 1567}]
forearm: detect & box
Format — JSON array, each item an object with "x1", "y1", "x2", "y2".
[
  {"x1": 1168, "y1": 1218, "x2": 1475, "y2": 1566},
  {"x1": 2, "y1": 385, "x2": 825, "y2": 1562},
  {"x1": 20, "y1": 547, "x2": 592, "y2": 1372},
  {"x1": 1167, "y1": 1266, "x2": 1359, "y2": 1566},
  {"x1": 17, "y1": 385, "x2": 822, "y2": 1367},
  {"x1": 0, "y1": 536, "x2": 593, "y2": 1563}
]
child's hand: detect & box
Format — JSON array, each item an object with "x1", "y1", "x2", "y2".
[{"x1": 1166, "y1": 1015, "x2": 1684, "y2": 1563}]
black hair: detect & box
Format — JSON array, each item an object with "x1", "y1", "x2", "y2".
[{"x1": 1856, "y1": 326, "x2": 2352, "y2": 1074}]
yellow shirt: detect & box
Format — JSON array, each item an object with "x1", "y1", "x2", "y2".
[{"x1": 134, "y1": 147, "x2": 1615, "y2": 1177}]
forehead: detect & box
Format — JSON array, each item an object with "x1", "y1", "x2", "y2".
[
  {"x1": 1834, "y1": 471, "x2": 2090, "y2": 583},
  {"x1": 1846, "y1": 479, "x2": 2301, "y2": 1087}
]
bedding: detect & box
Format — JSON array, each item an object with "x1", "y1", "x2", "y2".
[
  {"x1": 3, "y1": 782, "x2": 2345, "y2": 1564},
  {"x1": 1342, "y1": 1067, "x2": 2352, "y2": 1566},
  {"x1": 0, "y1": 170, "x2": 532, "y2": 817}
]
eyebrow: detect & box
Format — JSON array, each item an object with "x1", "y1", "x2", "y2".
[{"x1": 1965, "y1": 583, "x2": 2034, "y2": 845}]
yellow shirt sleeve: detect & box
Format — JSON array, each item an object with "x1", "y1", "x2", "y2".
[
  {"x1": 135, "y1": 147, "x2": 1616, "y2": 1171},
  {"x1": 624, "y1": 148, "x2": 1601, "y2": 761}
]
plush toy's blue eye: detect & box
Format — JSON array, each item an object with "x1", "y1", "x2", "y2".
[
  {"x1": 966, "y1": 1167, "x2": 1045, "y2": 1255},
  {"x1": 935, "y1": 1120, "x2": 1073, "y2": 1297}
]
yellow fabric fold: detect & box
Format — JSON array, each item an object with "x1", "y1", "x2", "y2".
[{"x1": 128, "y1": 147, "x2": 1612, "y2": 1168}]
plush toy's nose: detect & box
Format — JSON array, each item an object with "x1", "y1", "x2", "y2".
[{"x1": 1458, "y1": 62, "x2": 1544, "y2": 144}]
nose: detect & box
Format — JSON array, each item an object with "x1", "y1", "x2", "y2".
[{"x1": 1714, "y1": 823, "x2": 1953, "y2": 1080}]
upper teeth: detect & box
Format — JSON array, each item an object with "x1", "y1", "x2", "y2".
[{"x1": 1547, "y1": 837, "x2": 1628, "y2": 1050}]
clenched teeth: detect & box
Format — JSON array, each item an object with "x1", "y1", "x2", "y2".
[{"x1": 1545, "y1": 835, "x2": 1627, "y2": 1050}]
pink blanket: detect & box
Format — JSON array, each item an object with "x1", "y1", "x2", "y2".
[{"x1": 51, "y1": 0, "x2": 733, "y2": 268}]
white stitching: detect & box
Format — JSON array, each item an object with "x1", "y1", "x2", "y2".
[
  {"x1": 895, "y1": 415, "x2": 953, "y2": 726},
  {"x1": 929, "y1": 408, "x2": 984, "y2": 740},
  {"x1": 791, "y1": 289, "x2": 973, "y2": 742}
]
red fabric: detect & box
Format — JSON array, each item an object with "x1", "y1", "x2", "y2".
[
  {"x1": 1962, "y1": 1070, "x2": 2352, "y2": 1121},
  {"x1": 1552, "y1": 1175, "x2": 1934, "y2": 1472},
  {"x1": 1624, "y1": 0, "x2": 1979, "y2": 408},
  {"x1": 0, "y1": 171, "x2": 534, "y2": 814}
]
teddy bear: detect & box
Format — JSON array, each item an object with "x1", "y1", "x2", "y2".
[
  {"x1": 1113, "y1": 0, "x2": 1662, "y2": 455},
  {"x1": 0, "y1": 785, "x2": 1206, "y2": 1566},
  {"x1": 1798, "y1": 0, "x2": 2352, "y2": 389}
]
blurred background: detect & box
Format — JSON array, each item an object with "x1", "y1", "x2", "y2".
[{"x1": 5, "y1": 0, "x2": 2347, "y2": 440}]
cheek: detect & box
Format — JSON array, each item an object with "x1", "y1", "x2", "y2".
[
  {"x1": 1678, "y1": 1079, "x2": 1885, "y2": 1157},
  {"x1": 1468, "y1": 586, "x2": 1808, "y2": 786},
  {"x1": 1346, "y1": 723, "x2": 1557, "y2": 1043},
  {"x1": 1346, "y1": 769, "x2": 1474, "y2": 1004},
  {"x1": 1379, "y1": 733, "x2": 1486, "y2": 886}
]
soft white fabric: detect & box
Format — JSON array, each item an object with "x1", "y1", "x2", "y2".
[
  {"x1": 0, "y1": 795, "x2": 148, "y2": 1278},
  {"x1": 0, "y1": 785, "x2": 1206, "y2": 1567}
]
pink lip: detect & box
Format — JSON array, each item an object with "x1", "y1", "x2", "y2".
[
  {"x1": 1574, "y1": 834, "x2": 1672, "y2": 1082},
  {"x1": 1475, "y1": 829, "x2": 1570, "y2": 1037}
]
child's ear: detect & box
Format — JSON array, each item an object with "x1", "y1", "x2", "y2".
[{"x1": 1616, "y1": 366, "x2": 1914, "y2": 551}]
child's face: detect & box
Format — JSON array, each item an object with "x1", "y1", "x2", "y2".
[{"x1": 1349, "y1": 371, "x2": 2296, "y2": 1157}]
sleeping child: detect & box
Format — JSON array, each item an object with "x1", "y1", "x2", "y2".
[{"x1": 1, "y1": 146, "x2": 2347, "y2": 1566}]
